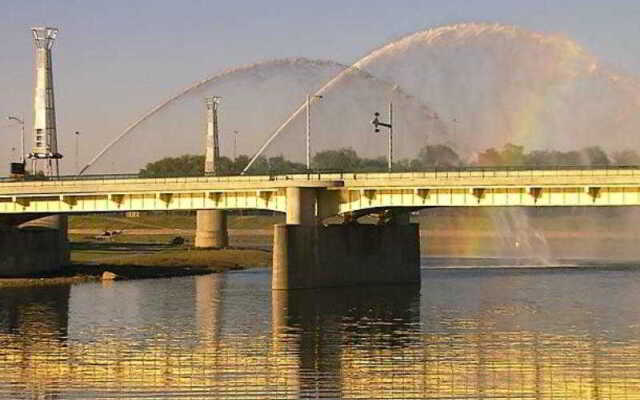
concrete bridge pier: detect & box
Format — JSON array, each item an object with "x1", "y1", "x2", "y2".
[
  {"x1": 195, "y1": 210, "x2": 228, "y2": 249},
  {"x1": 272, "y1": 187, "x2": 420, "y2": 290},
  {"x1": 0, "y1": 215, "x2": 69, "y2": 277},
  {"x1": 19, "y1": 215, "x2": 70, "y2": 264}
]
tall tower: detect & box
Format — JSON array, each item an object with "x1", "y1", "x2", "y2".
[
  {"x1": 204, "y1": 96, "x2": 221, "y2": 175},
  {"x1": 196, "y1": 96, "x2": 228, "y2": 248},
  {"x1": 29, "y1": 27, "x2": 63, "y2": 177}
]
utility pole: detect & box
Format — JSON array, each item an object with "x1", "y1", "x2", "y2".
[
  {"x1": 306, "y1": 94, "x2": 323, "y2": 170},
  {"x1": 7, "y1": 116, "x2": 25, "y2": 164},
  {"x1": 233, "y1": 130, "x2": 238, "y2": 160},
  {"x1": 371, "y1": 102, "x2": 394, "y2": 171},
  {"x1": 75, "y1": 131, "x2": 80, "y2": 175},
  {"x1": 389, "y1": 102, "x2": 393, "y2": 171}
]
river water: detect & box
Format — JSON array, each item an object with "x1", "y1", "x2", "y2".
[{"x1": 2, "y1": 264, "x2": 640, "y2": 399}]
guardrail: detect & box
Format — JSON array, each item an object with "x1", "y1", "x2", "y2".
[{"x1": 2, "y1": 165, "x2": 640, "y2": 183}]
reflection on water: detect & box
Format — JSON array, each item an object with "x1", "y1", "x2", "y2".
[{"x1": 2, "y1": 267, "x2": 640, "y2": 398}]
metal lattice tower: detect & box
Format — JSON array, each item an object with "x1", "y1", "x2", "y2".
[
  {"x1": 29, "y1": 27, "x2": 63, "y2": 177},
  {"x1": 205, "y1": 96, "x2": 222, "y2": 175}
]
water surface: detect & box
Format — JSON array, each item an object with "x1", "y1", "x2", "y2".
[{"x1": 2, "y1": 264, "x2": 640, "y2": 399}]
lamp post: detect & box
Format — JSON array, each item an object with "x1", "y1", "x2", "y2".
[
  {"x1": 233, "y1": 130, "x2": 239, "y2": 160},
  {"x1": 371, "y1": 103, "x2": 394, "y2": 171},
  {"x1": 306, "y1": 94, "x2": 323, "y2": 170},
  {"x1": 75, "y1": 131, "x2": 80, "y2": 175},
  {"x1": 7, "y1": 116, "x2": 25, "y2": 163}
]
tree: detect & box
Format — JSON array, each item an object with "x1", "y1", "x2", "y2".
[
  {"x1": 415, "y1": 144, "x2": 461, "y2": 168},
  {"x1": 359, "y1": 156, "x2": 388, "y2": 172},
  {"x1": 312, "y1": 148, "x2": 361, "y2": 171},
  {"x1": 525, "y1": 150, "x2": 582, "y2": 166},
  {"x1": 612, "y1": 150, "x2": 640, "y2": 165},
  {"x1": 475, "y1": 147, "x2": 502, "y2": 166},
  {"x1": 139, "y1": 154, "x2": 263, "y2": 177},
  {"x1": 581, "y1": 146, "x2": 610, "y2": 166},
  {"x1": 140, "y1": 154, "x2": 204, "y2": 177},
  {"x1": 499, "y1": 143, "x2": 526, "y2": 165}
]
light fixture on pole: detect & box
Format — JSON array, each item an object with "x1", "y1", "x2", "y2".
[
  {"x1": 371, "y1": 102, "x2": 394, "y2": 171},
  {"x1": 7, "y1": 116, "x2": 25, "y2": 164},
  {"x1": 306, "y1": 94, "x2": 323, "y2": 170}
]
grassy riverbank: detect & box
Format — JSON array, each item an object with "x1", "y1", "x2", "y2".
[
  {"x1": 0, "y1": 236, "x2": 272, "y2": 287},
  {"x1": 71, "y1": 239, "x2": 271, "y2": 269}
]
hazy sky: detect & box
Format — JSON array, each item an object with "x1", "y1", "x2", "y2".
[{"x1": 2, "y1": 0, "x2": 640, "y2": 174}]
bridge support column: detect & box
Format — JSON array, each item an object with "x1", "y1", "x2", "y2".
[
  {"x1": 273, "y1": 222, "x2": 420, "y2": 290},
  {"x1": 0, "y1": 215, "x2": 69, "y2": 277},
  {"x1": 19, "y1": 215, "x2": 70, "y2": 264},
  {"x1": 286, "y1": 187, "x2": 316, "y2": 226},
  {"x1": 195, "y1": 210, "x2": 228, "y2": 249}
]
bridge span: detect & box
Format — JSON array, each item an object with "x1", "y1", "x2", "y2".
[
  {"x1": 2, "y1": 167, "x2": 640, "y2": 218},
  {"x1": 2, "y1": 166, "x2": 640, "y2": 289}
]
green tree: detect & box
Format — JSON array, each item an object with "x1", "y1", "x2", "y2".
[
  {"x1": 475, "y1": 147, "x2": 502, "y2": 166},
  {"x1": 312, "y1": 148, "x2": 361, "y2": 170},
  {"x1": 139, "y1": 154, "x2": 204, "y2": 177},
  {"x1": 581, "y1": 146, "x2": 610, "y2": 166},
  {"x1": 359, "y1": 156, "x2": 388, "y2": 172},
  {"x1": 612, "y1": 150, "x2": 640, "y2": 165},
  {"x1": 415, "y1": 144, "x2": 461, "y2": 168},
  {"x1": 525, "y1": 150, "x2": 582, "y2": 166},
  {"x1": 499, "y1": 143, "x2": 526, "y2": 165}
]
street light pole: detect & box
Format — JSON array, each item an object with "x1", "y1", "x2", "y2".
[
  {"x1": 75, "y1": 131, "x2": 80, "y2": 175},
  {"x1": 233, "y1": 130, "x2": 238, "y2": 160},
  {"x1": 371, "y1": 102, "x2": 394, "y2": 172},
  {"x1": 388, "y1": 102, "x2": 393, "y2": 172},
  {"x1": 7, "y1": 116, "x2": 25, "y2": 164},
  {"x1": 306, "y1": 94, "x2": 323, "y2": 170}
]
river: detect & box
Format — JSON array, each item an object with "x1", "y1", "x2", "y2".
[{"x1": 2, "y1": 263, "x2": 640, "y2": 399}]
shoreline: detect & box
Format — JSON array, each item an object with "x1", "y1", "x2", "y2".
[
  {"x1": 4, "y1": 253, "x2": 640, "y2": 288},
  {"x1": 0, "y1": 241, "x2": 272, "y2": 287}
]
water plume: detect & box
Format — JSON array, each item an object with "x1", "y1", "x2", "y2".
[
  {"x1": 258, "y1": 22, "x2": 640, "y2": 160},
  {"x1": 81, "y1": 58, "x2": 346, "y2": 174}
]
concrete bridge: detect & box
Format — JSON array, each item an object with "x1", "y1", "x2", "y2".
[
  {"x1": 2, "y1": 167, "x2": 640, "y2": 216},
  {"x1": 2, "y1": 166, "x2": 640, "y2": 289}
]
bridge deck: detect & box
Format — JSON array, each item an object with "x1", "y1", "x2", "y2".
[{"x1": 2, "y1": 168, "x2": 640, "y2": 215}]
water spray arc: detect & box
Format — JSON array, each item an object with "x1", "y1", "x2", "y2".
[
  {"x1": 78, "y1": 58, "x2": 346, "y2": 175},
  {"x1": 240, "y1": 66, "x2": 440, "y2": 174},
  {"x1": 80, "y1": 57, "x2": 443, "y2": 175}
]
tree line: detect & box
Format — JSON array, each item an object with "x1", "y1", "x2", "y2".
[{"x1": 139, "y1": 143, "x2": 640, "y2": 177}]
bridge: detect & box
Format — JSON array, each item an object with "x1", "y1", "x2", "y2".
[
  {"x1": 2, "y1": 167, "x2": 639, "y2": 217},
  {"x1": 3, "y1": 166, "x2": 640, "y2": 289}
]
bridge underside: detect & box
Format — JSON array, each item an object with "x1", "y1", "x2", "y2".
[
  {"x1": 4, "y1": 169, "x2": 640, "y2": 288},
  {"x1": 1, "y1": 185, "x2": 639, "y2": 218}
]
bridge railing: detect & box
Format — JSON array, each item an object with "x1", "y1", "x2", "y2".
[{"x1": 2, "y1": 165, "x2": 640, "y2": 184}]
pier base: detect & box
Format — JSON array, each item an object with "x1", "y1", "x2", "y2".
[
  {"x1": 0, "y1": 215, "x2": 69, "y2": 277},
  {"x1": 272, "y1": 223, "x2": 420, "y2": 290},
  {"x1": 195, "y1": 210, "x2": 228, "y2": 248}
]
